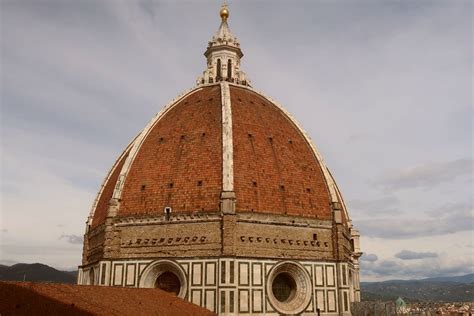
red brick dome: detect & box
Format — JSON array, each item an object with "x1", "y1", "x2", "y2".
[
  {"x1": 89, "y1": 83, "x2": 349, "y2": 229},
  {"x1": 80, "y1": 9, "x2": 362, "y2": 311}
]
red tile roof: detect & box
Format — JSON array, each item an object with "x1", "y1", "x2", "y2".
[{"x1": 0, "y1": 281, "x2": 215, "y2": 316}]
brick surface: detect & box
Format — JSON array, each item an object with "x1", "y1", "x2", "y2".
[
  {"x1": 119, "y1": 85, "x2": 223, "y2": 217},
  {"x1": 230, "y1": 86, "x2": 332, "y2": 219}
]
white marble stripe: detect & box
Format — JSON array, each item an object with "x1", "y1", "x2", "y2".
[
  {"x1": 220, "y1": 81, "x2": 234, "y2": 192},
  {"x1": 87, "y1": 140, "x2": 136, "y2": 226}
]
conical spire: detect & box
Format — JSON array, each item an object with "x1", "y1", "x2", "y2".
[{"x1": 197, "y1": 4, "x2": 250, "y2": 86}]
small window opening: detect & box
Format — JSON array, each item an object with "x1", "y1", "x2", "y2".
[
  {"x1": 159, "y1": 137, "x2": 164, "y2": 143},
  {"x1": 342, "y1": 265, "x2": 347, "y2": 285},
  {"x1": 280, "y1": 184, "x2": 285, "y2": 191},
  {"x1": 164, "y1": 207, "x2": 172, "y2": 221},
  {"x1": 197, "y1": 180, "x2": 203, "y2": 186},
  {"x1": 229, "y1": 291, "x2": 234, "y2": 313},
  {"x1": 220, "y1": 291, "x2": 226, "y2": 313},
  {"x1": 216, "y1": 59, "x2": 222, "y2": 80},
  {"x1": 140, "y1": 184, "x2": 146, "y2": 191},
  {"x1": 252, "y1": 181, "x2": 257, "y2": 187},
  {"x1": 168, "y1": 183, "x2": 174, "y2": 188},
  {"x1": 227, "y1": 59, "x2": 232, "y2": 79},
  {"x1": 306, "y1": 188, "x2": 311, "y2": 193},
  {"x1": 343, "y1": 292, "x2": 349, "y2": 311},
  {"x1": 229, "y1": 261, "x2": 234, "y2": 284},
  {"x1": 221, "y1": 261, "x2": 226, "y2": 283},
  {"x1": 313, "y1": 233, "x2": 318, "y2": 240},
  {"x1": 100, "y1": 263, "x2": 106, "y2": 285}
]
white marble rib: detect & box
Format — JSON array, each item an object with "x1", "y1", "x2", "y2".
[{"x1": 220, "y1": 81, "x2": 234, "y2": 192}]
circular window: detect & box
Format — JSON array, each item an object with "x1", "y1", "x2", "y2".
[
  {"x1": 155, "y1": 271, "x2": 181, "y2": 295},
  {"x1": 267, "y1": 261, "x2": 312, "y2": 315},
  {"x1": 139, "y1": 260, "x2": 187, "y2": 299},
  {"x1": 272, "y1": 272, "x2": 297, "y2": 302}
]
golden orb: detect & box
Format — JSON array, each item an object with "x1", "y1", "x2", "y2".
[{"x1": 220, "y1": 6, "x2": 229, "y2": 21}]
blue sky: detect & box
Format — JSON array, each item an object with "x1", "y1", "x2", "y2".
[{"x1": 1, "y1": 0, "x2": 472, "y2": 281}]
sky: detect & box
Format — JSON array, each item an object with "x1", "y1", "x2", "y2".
[{"x1": 0, "y1": 0, "x2": 472, "y2": 281}]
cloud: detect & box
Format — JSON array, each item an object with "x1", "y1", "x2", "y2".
[
  {"x1": 428, "y1": 201, "x2": 472, "y2": 218},
  {"x1": 59, "y1": 234, "x2": 83, "y2": 245},
  {"x1": 355, "y1": 202, "x2": 473, "y2": 239},
  {"x1": 0, "y1": 259, "x2": 18, "y2": 266},
  {"x1": 346, "y1": 133, "x2": 371, "y2": 144},
  {"x1": 1, "y1": 136, "x2": 93, "y2": 268},
  {"x1": 1, "y1": 0, "x2": 471, "y2": 278},
  {"x1": 349, "y1": 196, "x2": 400, "y2": 216},
  {"x1": 361, "y1": 255, "x2": 474, "y2": 280},
  {"x1": 0, "y1": 243, "x2": 82, "y2": 269},
  {"x1": 361, "y1": 253, "x2": 378, "y2": 262},
  {"x1": 395, "y1": 250, "x2": 438, "y2": 260},
  {"x1": 373, "y1": 159, "x2": 472, "y2": 192},
  {"x1": 356, "y1": 216, "x2": 473, "y2": 239}
]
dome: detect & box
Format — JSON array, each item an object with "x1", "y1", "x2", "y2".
[
  {"x1": 80, "y1": 5, "x2": 362, "y2": 314},
  {"x1": 89, "y1": 83, "x2": 349, "y2": 229}
]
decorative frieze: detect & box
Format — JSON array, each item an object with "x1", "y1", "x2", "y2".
[
  {"x1": 114, "y1": 213, "x2": 221, "y2": 227},
  {"x1": 239, "y1": 235, "x2": 330, "y2": 249},
  {"x1": 121, "y1": 236, "x2": 208, "y2": 248}
]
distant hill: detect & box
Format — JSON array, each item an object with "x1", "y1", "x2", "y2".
[
  {"x1": 361, "y1": 274, "x2": 474, "y2": 302},
  {"x1": 0, "y1": 263, "x2": 77, "y2": 284},
  {"x1": 421, "y1": 273, "x2": 474, "y2": 283}
]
